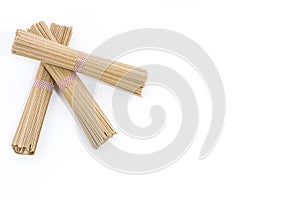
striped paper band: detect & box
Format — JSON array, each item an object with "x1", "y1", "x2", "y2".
[
  {"x1": 73, "y1": 51, "x2": 88, "y2": 73},
  {"x1": 33, "y1": 79, "x2": 54, "y2": 92},
  {"x1": 57, "y1": 73, "x2": 78, "y2": 90}
]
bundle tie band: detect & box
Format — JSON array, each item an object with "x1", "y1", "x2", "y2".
[
  {"x1": 57, "y1": 73, "x2": 78, "y2": 90},
  {"x1": 33, "y1": 79, "x2": 54, "y2": 92},
  {"x1": 73, "y1": 51, "x2": 88, "y2": 73}
]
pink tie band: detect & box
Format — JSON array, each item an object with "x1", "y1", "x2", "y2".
[
  {"x1": 73, "y1": 51, "x2": 88, "y2": 73},
  {"x1": 57, "y1": 73, "x2": 78, "y2": 90},
  {"x1": 33, "y1": 79, "x2": 54, "y2": 92}
]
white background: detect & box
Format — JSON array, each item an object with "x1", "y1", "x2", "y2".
[{"x1": 1, "y1": 0, "x2": 300, "y2": 199}]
